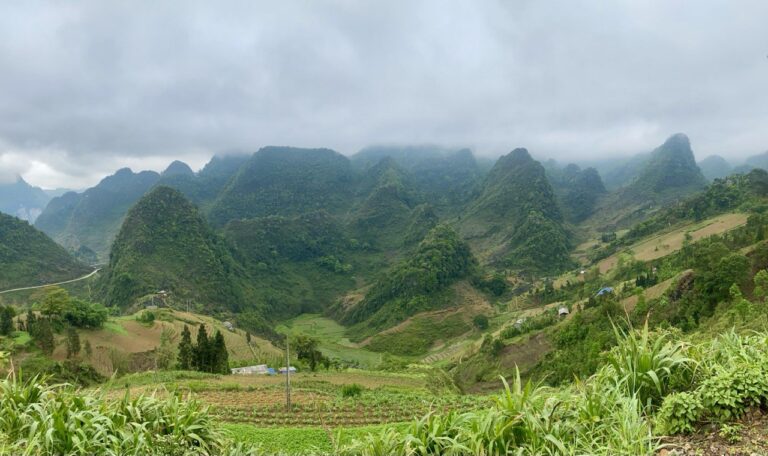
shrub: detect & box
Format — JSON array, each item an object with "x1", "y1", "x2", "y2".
[
  {"x1": 341, "y1": 383, "x2": 364, "y2": 398},
  {"x1": 656, "y1": 392, "x2": 702, "y2": 435}
]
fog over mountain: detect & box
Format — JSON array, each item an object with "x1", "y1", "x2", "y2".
[{"x1": 0, "y1": 1, "x2": 766, "y2": 189}]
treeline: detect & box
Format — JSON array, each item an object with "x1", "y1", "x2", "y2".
[{"x1": 177, "y1": 324, "x2": 229, "y2": 374}]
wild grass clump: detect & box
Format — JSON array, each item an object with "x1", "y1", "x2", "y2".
[{"x1": 0, "y1": 373, "x2": 257, "y2": 455}]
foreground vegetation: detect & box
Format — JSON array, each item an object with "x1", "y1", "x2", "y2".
[{"x1": 340, "y1": 325, "x2": 768, "y2": 455}]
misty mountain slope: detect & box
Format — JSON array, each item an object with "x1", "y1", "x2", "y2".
[
  {"x1": 35, "y1": 168, "x2": 161, "y2": 261},
  {"x1": 545, "y1": 162, "x2": 607, "y2": 223},
  {"x1": 590, "y1": 134, "x2": 708, "y2": 229},
  {"x1": 352, "y1": 146, "x2": 482, "y2": 214},
  {"x1": 458, "y1": 148, "x2": 572, "y2": 273},
  {"x1": 99, "y1": 186, "x2": 254, "y2": 314},
  {"x1": 697, "y1": 155, "x2": 732, "y2": 181},
  {"x1": 209, "y1": 146, "x2": 355, "y2": 225},
  {"x1": 155, "y1": 155, "x2": 249, "y2": 210},
  {"x1": 0, "y1": 212, "x2": 90, "y2": 290},
  {"x1": 733, "y1": 151, "x2": 768, "y2": 174},
  {"x1": 0, "y1": 177, "x2": 51, "y2": 222}
]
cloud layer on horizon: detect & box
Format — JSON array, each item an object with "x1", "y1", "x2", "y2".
[{"x1": 0, "y1": 1, "x2": 766, "y2": 188}]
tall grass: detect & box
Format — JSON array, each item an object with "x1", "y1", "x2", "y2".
[{"x1": 0, "y1": 370, "x2": 258, "y2": 455}]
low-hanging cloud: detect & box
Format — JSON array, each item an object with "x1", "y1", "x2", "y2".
[{"x1": 0, "y1": 0, "x2": 766, "y2": 188}]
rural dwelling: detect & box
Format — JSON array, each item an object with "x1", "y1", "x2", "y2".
[
  {"x1": 278, "y1": 366, "x2": 298, "y2": 374},
  {"x1": 558, "y1": 307, "x2": 570, "y2": 317},
  {"x1": 231, "y1": 364, "x2": 269, "y2": 375},
  {"x1": 595, "y1": 287, "x2": 614, "y2": 297},
  {"x1": 223, "y1": 321, "x2": 235, "y2": 331}
]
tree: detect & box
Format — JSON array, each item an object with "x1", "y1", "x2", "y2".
[
  {"x1": 246, "y1": 331, "x2": 252, "y2": 345},
  {"x1": 37, "y1": 320, "x2": 55, "y2": 355},
  {"x1": 63, "y1": 299, "x2": 109, "y2": 328},
  {"x1": 177, "y1": 325, "x2": 194, "y2": 370},
  {"x1": 293, "y1": 335, "x2": 326, "y2": 372},
  {"x1": 39, "y1": 287, "x2": 71, "y2": 321},
  {"x1": 25, "y1": 309, "x2": 38, "y2": 337},
  {"x1": 754, "y1": 270, "x2": 768, "y2": 301},
  {"x1": 0, "y1": 306, "x2": 15, "y2": 336},
  {"x1": 472, "y1": 314, "x2": 489, "y2": 330},
  {"x1": 66, "y1": 327, "x2": 81, "y2": 358},
  {"x1": 155, "y1": 328, "x2": 176, "y2": 370},
  {"x1": 211, "y1": 331, "x2": 229, "y2": 374},
  {"x1": 84, "y1": 339, "x2": 93, "y2": 358},
  {"x1": 194, "y1": 324, "x2": 210, "y2": 372}
]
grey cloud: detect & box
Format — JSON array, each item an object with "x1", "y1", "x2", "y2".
[{"x1": 0, "y1": 0, "x2": 766, "y2": 188}]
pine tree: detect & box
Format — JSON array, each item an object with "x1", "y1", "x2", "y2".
[
  {"x1": 246, "y1": 331, "x2": 251, "y2": 345},
  {"x1": 84, "y1": 339, "x2": 93, "y2": 358},
  {"x1": 212, "y1": 331, "x2": 229, "y2": 374},
  {"x1": 38, "y1": 320, "x2": 55, "y2": 355},
  {"x1": 194, "y1": 324, "x2": 209, "y2": 372},
  {"x1": 66, "y1": 327, "x2": 81, "y2": 358},
  {"x1": 0, "y1": 306, "x2": 15, "y2": 336},
  {"x1": 178, "y1": 324, "x2": 194, "y2": 370},
  {"x1": 26, "y1": 310, "x2": 37, "y2": 337}
]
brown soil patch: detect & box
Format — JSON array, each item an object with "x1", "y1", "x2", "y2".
[{"x1": 661, "y1": 409, "x2": 768, "y2": 455}]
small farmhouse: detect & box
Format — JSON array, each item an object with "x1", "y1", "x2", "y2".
[{"x1": 231, "y1": 364, "x2": 269, "y2": 375}]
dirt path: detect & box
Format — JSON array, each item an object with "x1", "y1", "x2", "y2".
[{"x1": 0, "y1": 268, "x2": 101, "y2": 295}]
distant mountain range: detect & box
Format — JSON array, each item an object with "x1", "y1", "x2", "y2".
[
  {"x1": 0, "y1": 177, "x2": 51, "y2": 222},
  {"x1": 3, "y1": 133, "x2": 761, "y2": 342}
]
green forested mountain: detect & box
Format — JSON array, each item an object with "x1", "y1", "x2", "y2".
[
  {"x1": 161, "y1": 160, "x2": 195, "y2": 177},
  {"x1": 99, "y1": 186, "x2": 253, "y2": 313},
  {"x1": 352, "y1": 146, "x2": 482, "y2": 213},
  {"x1": 155, "y1": 155, "x2": 248, "y2": 209},
  {"x1": 0, "y1": 212, "x2": 90, "y2": 289},
  {"x1": 621, "y1": 133, "x2": 707, "y2": 202},
  {"x1": 697, "y1": 154, "x2": 732, "y2": 181},
  {"x1": 351, "y1": 158, "x2": 422, "y2": 248},
  {"x1": 35, "y1": 168, "x2": 161, "y2": 261},
  {"x1": 340, "y1": 224, "x2": 477, "y2": 333},
  {"x1": 590, "y1": 134, "x2": 709, "y2": 228},
  {"x1": 209, "y1": 147, "x2": 354, "y2": 225},
  {"x1": 223, "y1": 211, "x2": 356, "y2": 318},
  {"x1": 0, "y1": 176, "x2": 50, "y2": 222},
  {"x1": 460, "y1": 148, "x2": 572, "y2": 273},
  {"x1": 545, "y1": 162, "x2": 607, "y2": 223}
]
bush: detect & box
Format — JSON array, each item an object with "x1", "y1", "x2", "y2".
[
  {"x1": 341, "y1": 383, "x2": 364, "y2": 398},
  {"x1": 472, "y1": 314, "x2": 489, "y2": 330},
  {"x1": 657, "y1": 392, "x2": 702, "y2": 435}
]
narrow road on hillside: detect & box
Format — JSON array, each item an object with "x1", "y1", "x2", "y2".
[{"x1": 0, "y1": 268, "x2": 101, "y2": 295}]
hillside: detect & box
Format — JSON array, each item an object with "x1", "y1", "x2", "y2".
[
  {"x1": 621, "y1": 133, "x2": 707, "y2": 202},
  {"x1": 697, "y1": 154, "x2": 732, "y2": 181},
  {"x1": 339, "y1": 224, "x2": 478, "y2": 338},
  {"x1": 35, "y1": 168, "x2": 161, "y2": 261},
  {"x1": 546, "y1": 162, "x2": 607, "y2": 223},
  {"x1": 460, "y1": 148, "x2": 572, "y2": 273},
  {"x1": 350, "y1": 158, "x2": 424, "y2": 248},
  {"x1": 48, "y1": 308, "x2": 281, "y2": 376},
  {"x1": 352, "y1": 146, "x2": 482, "y2": 213},
  {"x1": 209, "y1": 147, "x2": 355, "y2": 225},
  {"x1": 0, "y1": 176, "x2": 50, "y2": 222},
  {"x1": 223, "y1": 211, "x2": 357, "y2": 318},
  {"x1": 0, "y1": 212, "x2": 90, "y2": 290},
  {"x1": 99, "y1": 186, "x2": 253, "y2": 314}
]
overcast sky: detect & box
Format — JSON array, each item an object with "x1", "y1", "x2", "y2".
[{"x1": 0, "y1": 1, "x2": 766, "y2": 189}]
